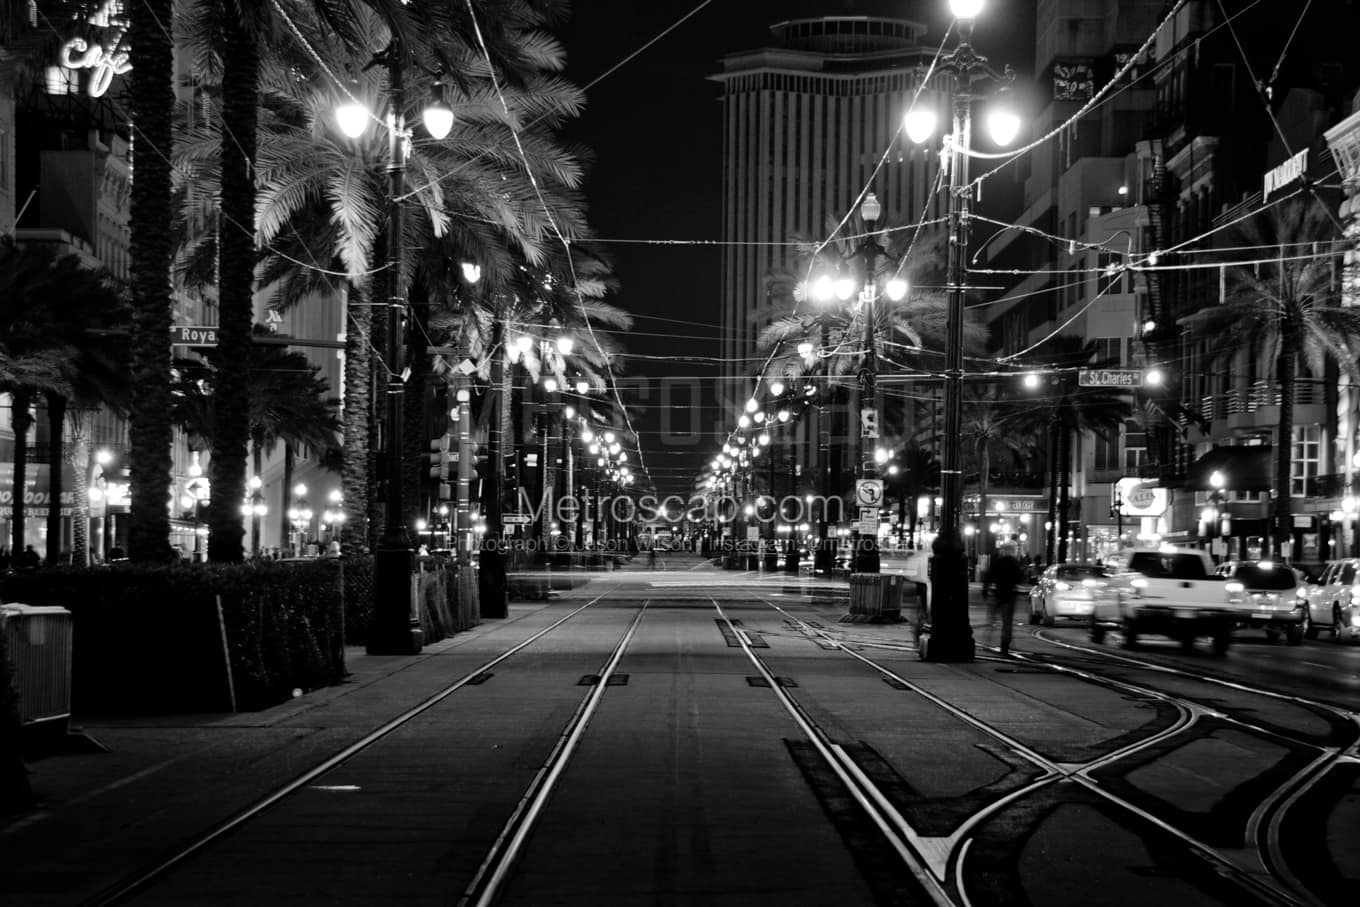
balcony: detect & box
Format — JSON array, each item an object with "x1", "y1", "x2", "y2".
[{"x1": 1197, "y1": 381, "x2": 1327, "y2": 431}]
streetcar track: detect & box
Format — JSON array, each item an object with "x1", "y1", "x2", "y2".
[
  {"x1": 742, "y1": 589, "x2": 1304, "y2": 906},
  {"x1": 460, "y1": 601, "x2": 650, "y2": 907},
  {"x1": 710, "y1": 598, "x2": 954, "y2": 907},
  {"x1": 1018, "y1": 628, "x2": 1360, "y2": 907},
  {"x1": 86, "y1": 588, "x2": 619, "y2": 907}
]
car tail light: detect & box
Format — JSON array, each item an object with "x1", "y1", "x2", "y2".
[
  {"x1": 1081, "y1": 578, "x2": 1102, "y2": 588},
  {"x1": 1225, "y1": 581, "x2": 1245, "y2": 594}
]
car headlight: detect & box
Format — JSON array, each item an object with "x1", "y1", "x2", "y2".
[
  {"x1": 1131, "y1": 578, "x2": 1148, "y2": 590},
  {"x1": 1352, "y1": 613, "x2": 1360, "y2": 628},
  {"x1": 1055, "y1": 581, "x2": 1071, "y2": 591},
  {"x1": 1225, "y1": 581, "x2": 1244, "y2": 594}
]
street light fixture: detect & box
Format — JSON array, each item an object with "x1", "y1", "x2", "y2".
[
  {"x1": 334, "y1": 49, "x2": 458, "y2": 656},
  {"x1": 906, "y1": 0, "x2": 1019, "y2": 662}
]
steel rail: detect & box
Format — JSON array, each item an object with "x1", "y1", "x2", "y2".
[
  {"x1": 89, "y1": 588, "x2": 616, "y2": 906},
  {"x1": 747, "y1": 591, "x2": 1304, "y2": 906},
  {"x1": 462, "y1": 601, "x2": 650, "y2": 907}
]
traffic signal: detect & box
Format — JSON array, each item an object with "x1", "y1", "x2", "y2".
[{"x1": 428, "y1": 433, "x2": 452, "y2": 481}]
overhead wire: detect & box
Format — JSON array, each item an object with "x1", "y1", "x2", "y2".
[{"x1": 462, "y1": 0, "x2": 654, "y2": 491}]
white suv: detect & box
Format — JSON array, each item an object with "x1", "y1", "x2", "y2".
[{"x1": 1302, "y1": 558, "x2": 1360, "y2": 643}]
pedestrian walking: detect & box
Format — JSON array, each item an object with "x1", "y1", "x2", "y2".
[
  {"x1": 648, "y1": 545, "x2": 657, "y2": 570},
  {"x1": 0, "y1": 547, "x2": 10, "y2": 572},
  {"x1": 985, "y1": 548, "x2": 1024, "y2": 656},
  {"x1": 20, "y1": 545, "x2": 41, "y2": 571}
]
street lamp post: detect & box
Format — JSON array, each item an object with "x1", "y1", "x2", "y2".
[
  {"x1": 798, "y1": 196, "x2": 907, "y2": 574},
  {"x1": 905, "y1": 0, "x2": 1019, "y2": 661},
  {"x1": 336, "y1": 45, "x2": 453, "y2": 654}
]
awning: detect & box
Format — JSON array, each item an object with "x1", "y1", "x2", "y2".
[{"x1": 1182, "y1": 445, "x2": 1273, "y2": 491}]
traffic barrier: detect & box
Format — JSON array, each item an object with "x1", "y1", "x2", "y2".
[{"x1": 846, "y1": 573, "x2": 906, "y2": 622}]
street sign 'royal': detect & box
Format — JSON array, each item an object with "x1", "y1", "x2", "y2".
[{"x1": 171, "y1": 325, "x2": 218, "y2": 346}]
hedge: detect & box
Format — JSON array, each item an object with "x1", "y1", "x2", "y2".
[{"x1": 0, "y1": 560, "x2": 345, "y2": 713}]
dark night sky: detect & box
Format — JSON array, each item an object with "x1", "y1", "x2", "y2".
[{"x1": 559, "y1": 1, "x2": 1036, "y2": 496}]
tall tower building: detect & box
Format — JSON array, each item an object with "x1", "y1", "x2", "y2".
[{"x1": 710, "y1": 13, "x2": 950, "y2": 408}]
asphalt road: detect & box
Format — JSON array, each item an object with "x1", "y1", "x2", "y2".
[{"x1": 5, "y1": 554, "x2": 1357, "y2": 906}]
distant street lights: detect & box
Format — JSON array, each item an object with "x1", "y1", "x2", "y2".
[
  {"x1": 335, "y1": 46, "x2": 453, "y2": 655},
  {"x1": 799, "y1": 192, "x2": 908, "y2": 574},
  {"x1": 905, "y1": 0, "x2": 1020, "y2": 662}
]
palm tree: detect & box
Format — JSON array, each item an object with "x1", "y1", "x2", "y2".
[
  {"x1": 1183, "y1": 198, "x2": 1360, "y2": 557},
  {"x1": 171, "y1": 328, "x2": 341, "y2": 555},
  {"x1": 43, "y1": 299, "x2": 132, "y2": 567},
  {"x1": 176, "y1": 2, "x2": 589, "y2": 552},
  {"x1": 960, "y1": 384, "x2": 1038, "y2": 559},
  {"x1": 889, "y1": 443, "x2": 940, "y2": 549},
  {"x1": 0, "y1": 242, "x2": 128, "y2": 563},
  {"x1": 122, "y1": 0, "x2": 176, "y2": 562},
  {"x1": 1016, "y1": 336, "x2": 1132, "y2": 564}
]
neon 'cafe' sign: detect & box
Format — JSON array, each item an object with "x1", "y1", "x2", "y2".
[{"x1": 57, "y1": 0, "x2": 131, "y2": 98}]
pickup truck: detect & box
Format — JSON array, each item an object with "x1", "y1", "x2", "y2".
[{"x1": 1090, "y1": 547, "x2": 1246, "y2": 654}]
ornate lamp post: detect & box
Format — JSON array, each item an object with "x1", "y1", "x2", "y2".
[
  {"x1": 335, "y1": 47, "x2": 454, "y2": 654},
  {"x1": 183, "y1": 452, "x2": 210, "y2": 562},
  {"x1": 242, "y1": 474, "x2": 267, "y2": 558},
  {"x1": 796, "y1": 196, "x2": 908, "y2": 574},
  {"x1": 287, "y1": 483, "x2": 313, "y2": 556},
  {"x1": 903, "y1": 0, "x2": 1020, "y2": 661}
]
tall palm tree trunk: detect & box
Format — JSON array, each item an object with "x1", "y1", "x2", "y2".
[
  {"x1": 208, "y1": 7, "x2": 259, "y2": 564},
  {"x1": 9, "y1": 391, "x2": 32, "y2": 558},
  {"x1": 43, "y1": 392, "x2": 67, "y2": 564},
  {"x1": 403, "y1": 282, "x2": 430, "y2": 531},
  {"x1": 127, "y1": 0, "x2": 174, "y2": 562},
  {"x1": 367, "y1": 253, "x2": 387, "y2": 552},
  {"x1": 340, "y1": 283, "x2": 372, "y2": 554},
  {"x1": 68, "y1": 412, "x2": 91, "y2": 567},
  {"x1": 1273, "y1": 344, "x2": 1297, "y2": 559},
  {"x1": 977, "y1": 439, "x2": 991, "y2": 561},
  {"x1": 279, "y1": 442, "x2": 294, "y2": 554}
]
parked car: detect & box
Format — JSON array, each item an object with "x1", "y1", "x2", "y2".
[
  {"x1": 1301, "y1": 558, "x2": 1360, "y2": 643},
  {"x1": 1091, "y1": 547, "x2": 1245, "y2": 653},
  {"x1": 1029, "y1": 563, "x2": 1111, "y2": 626},
  {"x1": 1212, "y1": 560, "x2": 1308, "y2": 645}
]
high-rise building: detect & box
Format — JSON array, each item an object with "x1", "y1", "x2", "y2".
[{"x1": 710, "y1": 12, "x2": 951, "y2": 410}]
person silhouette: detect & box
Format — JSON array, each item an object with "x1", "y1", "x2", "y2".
[{"x1": 985, "y1": 549, "x2": 1024, "y2": 656}]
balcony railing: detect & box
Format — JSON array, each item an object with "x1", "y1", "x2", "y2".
[{"x1": 1199, "y1": 382, "x2": 1324, "y2": 421}]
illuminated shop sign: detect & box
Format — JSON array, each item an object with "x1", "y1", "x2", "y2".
[{"x1": 56, "y1": 1, "x2": 131, "y2": 98}]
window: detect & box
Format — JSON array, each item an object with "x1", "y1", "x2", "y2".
[
  {"x1": 1092, "y1": 338, "x2": 1121, "y2": 365},
  {"x1": 1124, "y1": 446, "x2": 1146, "y2": 473},
  {"x1": 1291, "y1": 425, "x2": 1320, "y2": 497}
]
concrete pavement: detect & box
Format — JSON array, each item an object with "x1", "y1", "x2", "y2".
[{"x1": 2, "y1": 554, "x2": 1354, "y2": 905}]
